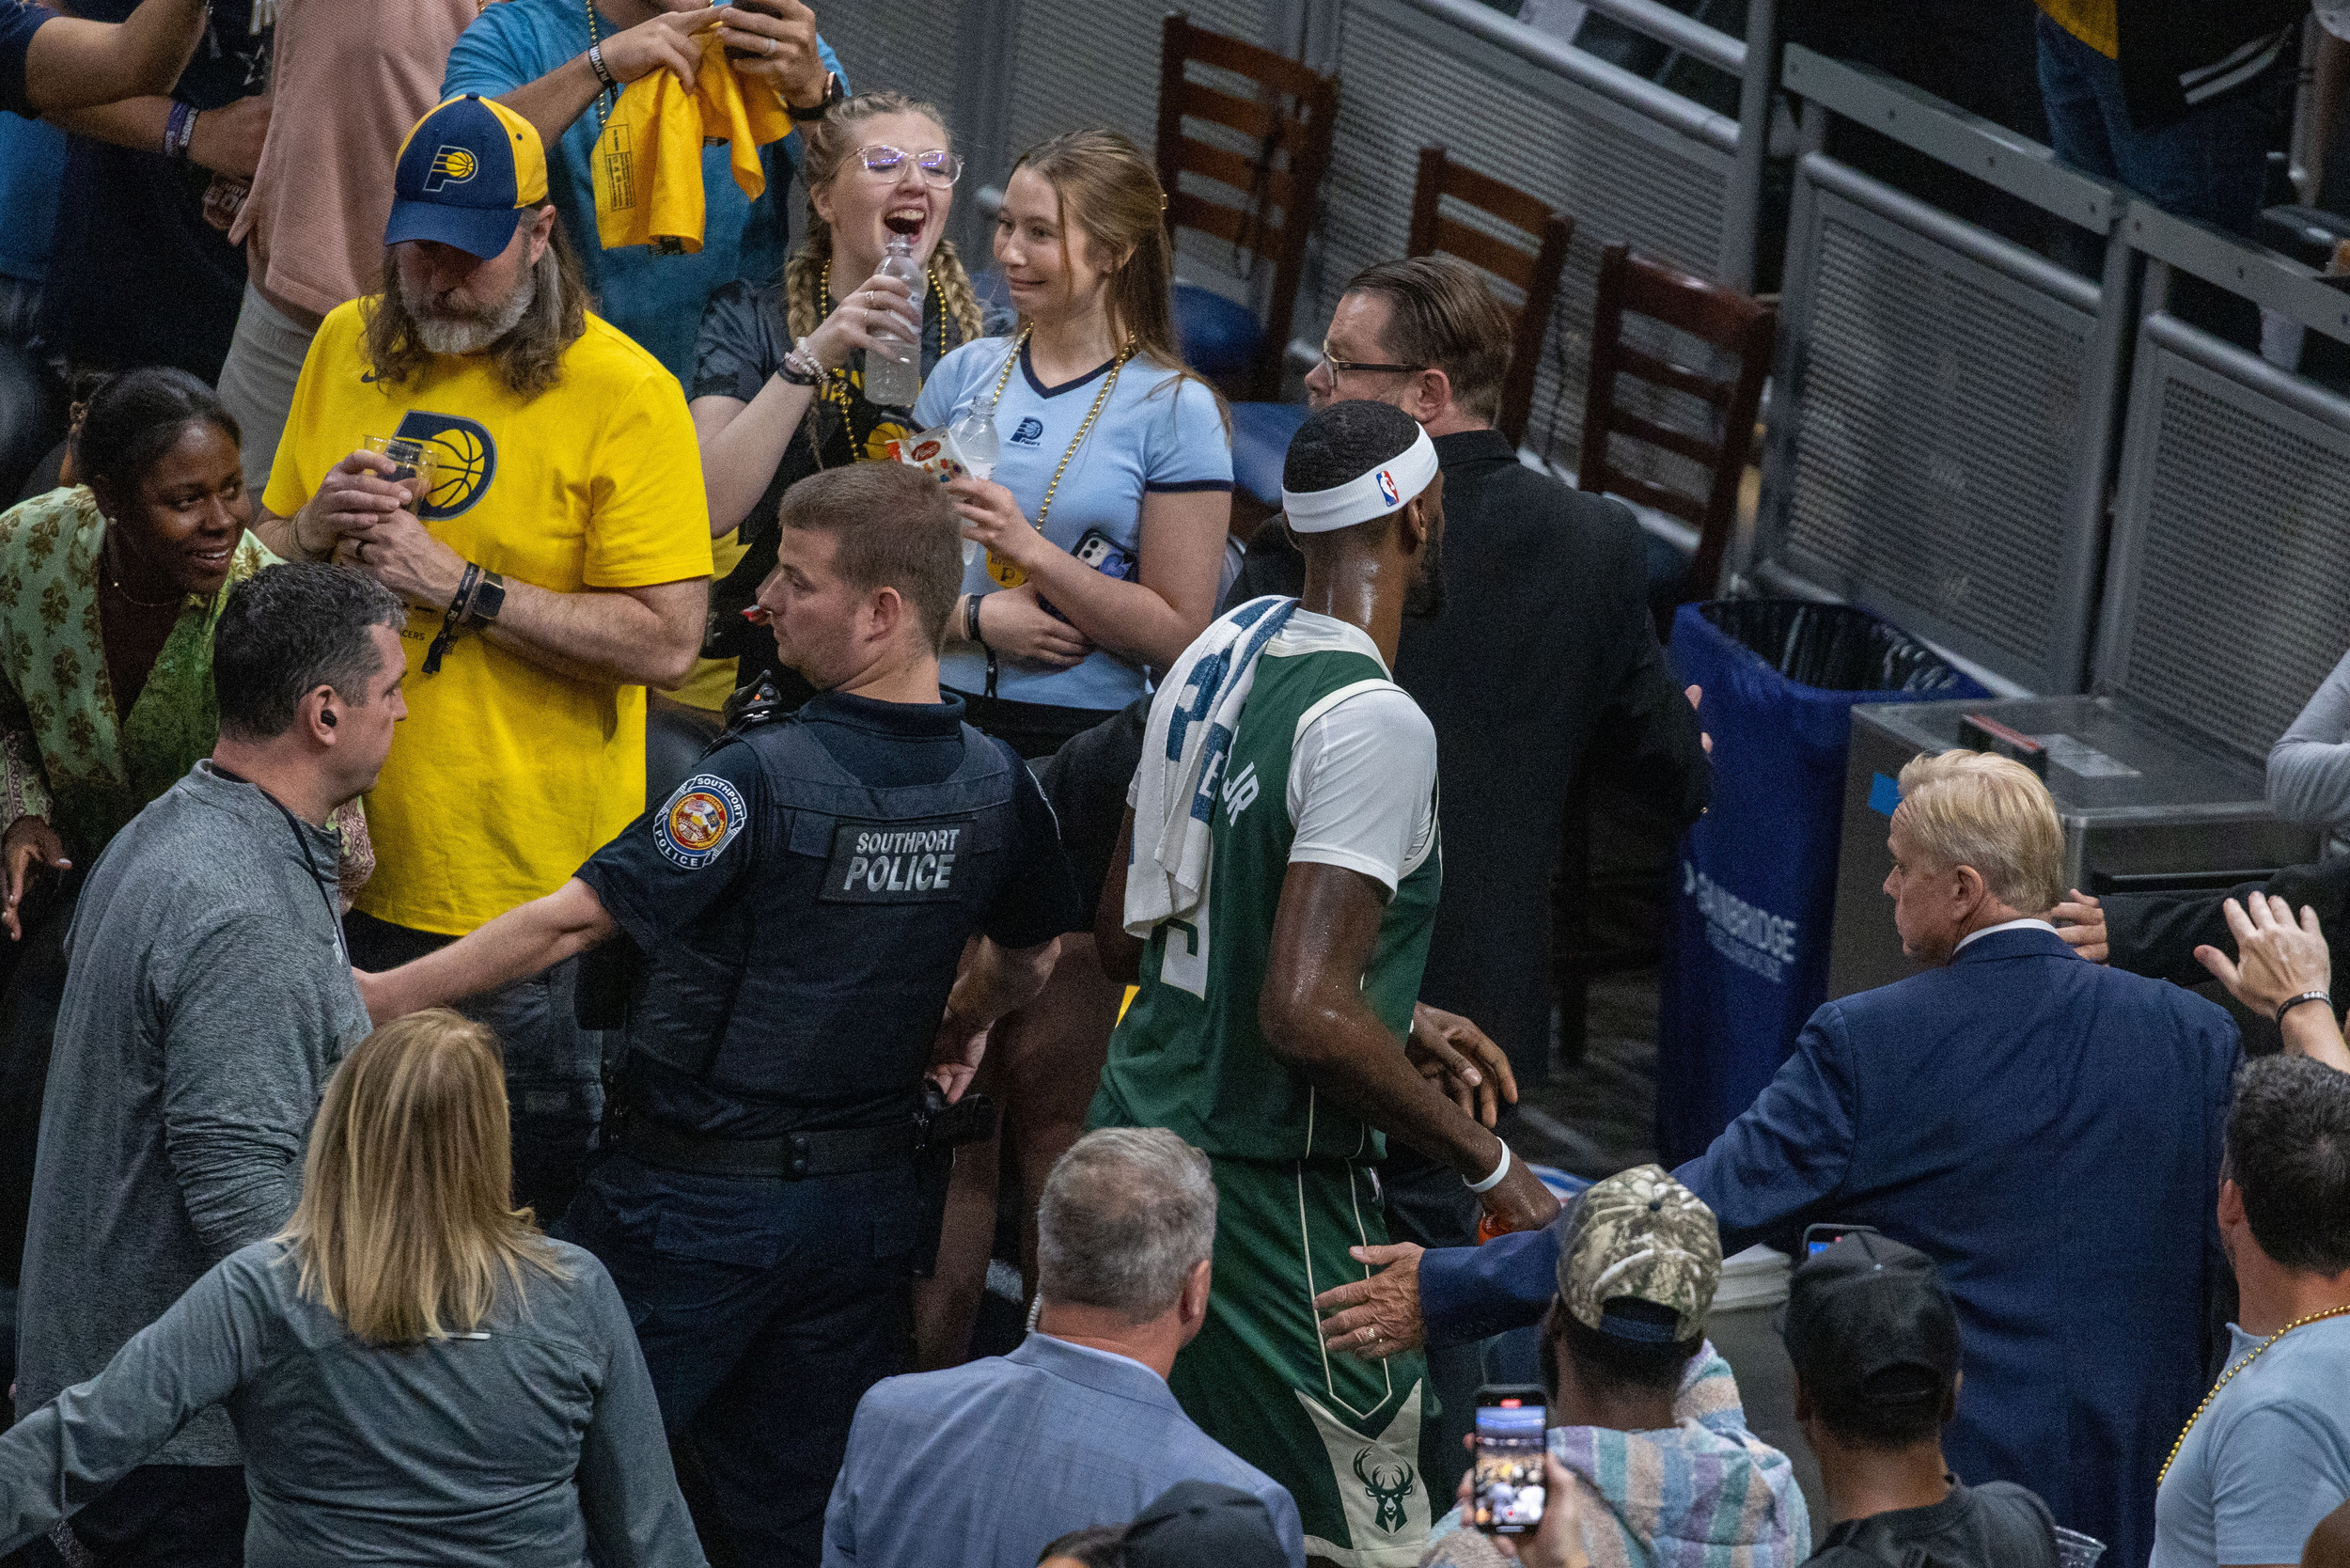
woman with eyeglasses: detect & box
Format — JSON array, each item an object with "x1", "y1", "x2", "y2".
[
  {"x1": 687, "y1": 91, "x2": 1004, "y2": 704},
  {"x1": 0, "y1": 1010, "x2": 704, "y2": 1565}
]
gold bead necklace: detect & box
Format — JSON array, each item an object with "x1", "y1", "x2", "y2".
[
  {"x1": 977, "y1": 324, "x2": 1133, "y2": 588},
  {"x1": 2157, "y1": 1302, "x2": 2350, "y2": 1487}
]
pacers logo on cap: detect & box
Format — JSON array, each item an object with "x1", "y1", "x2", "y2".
[
  {"x1": 1376, "y1": 469, "x2": 1402, "y2": 507},
  {"x1": 424, "y1": 146, "x2": 478, "y2": 191}
]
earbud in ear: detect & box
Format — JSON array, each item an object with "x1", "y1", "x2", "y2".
[{"x1": 321, "y1": 711, "x2": 337, "y2": 728}]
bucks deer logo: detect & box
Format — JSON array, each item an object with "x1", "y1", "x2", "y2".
[{"x1": 1353, "y1": 1448, "x2": 1416, "y2": 1534}]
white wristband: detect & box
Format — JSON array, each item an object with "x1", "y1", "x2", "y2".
[{"x1": 1465, "y1": 1141, "x2": 1512, "y2": 1194}]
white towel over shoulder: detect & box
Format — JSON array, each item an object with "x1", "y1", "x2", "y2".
[{"x1": 1125, "y1": 595, "x2": 1298, "y2": 936}]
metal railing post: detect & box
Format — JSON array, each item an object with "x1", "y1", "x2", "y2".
[{"x1": 1720, "y1": 0, "x2": 1778, "y2": 290}]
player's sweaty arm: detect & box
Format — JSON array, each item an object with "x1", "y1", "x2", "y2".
[
  {"x1": 354, "y1": 877, "x2": 617, "y2": 1026},
  {"x1": 1261, "y1": 862, "x2": 1557, "y2": 1233}
]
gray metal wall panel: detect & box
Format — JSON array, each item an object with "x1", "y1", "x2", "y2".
[
  {"x1": 818, "y1": 0, "x2": 970, "y2": 131},
  {"x1": 1316, "y1": 0, "x2": 1731, "y2": 471},
  {"x1": 2101, "y1": 315, "x2": 2350, "y2": 763},
  {"x1": 1765, "y1": 170, "x2": 2100, "y2": 694},
  {"x1": 1002, "y1": 0, "x2": 1271, "y2": 163}
]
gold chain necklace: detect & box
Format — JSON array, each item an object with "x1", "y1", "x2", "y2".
[
  {"x1": 102, "y1": 531, "x2": 182, "y2": 611},
  {"x1": 582, "y1": 0, "x2": 617, "y2": 133},
  {"x1": 979, "y1": 325, "x2": 1132, "y2": 588},
  {"x1": 2158, "y1": 1302, "x2": 2350, "y2": 1486}
]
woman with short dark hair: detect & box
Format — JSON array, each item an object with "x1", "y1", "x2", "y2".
[{"x1": 0, "y1": 1010, "x2": 705, "y2": 1566}]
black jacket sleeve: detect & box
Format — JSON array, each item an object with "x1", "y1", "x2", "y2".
[{"x1": 1579, "y1": 500, "x2": 1712, "y2": 830}]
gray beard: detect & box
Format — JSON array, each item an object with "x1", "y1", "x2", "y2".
[{"x1": 406, "y1": 268, "x2": 536, "y2": 356}]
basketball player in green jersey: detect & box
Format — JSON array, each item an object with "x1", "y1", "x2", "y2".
[{"x1": 1091, "y1": 400, "x2": 1559, "y2": 1568}]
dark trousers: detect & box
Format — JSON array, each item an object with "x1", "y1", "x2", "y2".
[
  {"x1": 556, "y1": 1154, "x2": 914, "y2": 1567},
  {"x1": 2036, "y1": 12, "x2": 2285, "y2": 347},
  {"x1": 53, "y1": 1465, "x2": 245, "y2": 1568},
  {"x1": 342, "y1": 912, "x2": 603, "y2": 1225}
]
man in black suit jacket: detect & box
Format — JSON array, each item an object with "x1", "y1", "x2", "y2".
[{"x1": 1229, "y1": 256, "x2": 1712, "y2": 1099}]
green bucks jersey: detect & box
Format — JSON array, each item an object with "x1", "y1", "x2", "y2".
[{"x1": 1093, "y1": 612, "x2": 1442, "y2": 1162}]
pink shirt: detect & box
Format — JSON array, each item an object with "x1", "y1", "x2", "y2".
[{"x1": 230, "y1": 0, "x2": 479, "y2": 322}]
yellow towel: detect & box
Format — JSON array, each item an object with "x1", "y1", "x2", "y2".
[
  {"x1": 592, "y1": 31, "x2": 793, "y2": 254},
  {"x1": 2034, "y1": 0, "x2": 2117, "y2": 58}
]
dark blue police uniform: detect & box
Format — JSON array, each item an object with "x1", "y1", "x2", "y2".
[{"x1": 556, "y1": 688, "x2": 1082, "y2": 1565}]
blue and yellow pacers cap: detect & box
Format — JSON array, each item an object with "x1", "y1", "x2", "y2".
[{"x1": 385, "y1": 95, "x2": 551, "y2": 259}]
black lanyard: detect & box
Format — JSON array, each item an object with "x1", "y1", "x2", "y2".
[{"x1": 212, "y1": 765, "x2": 347, "y2": 966}]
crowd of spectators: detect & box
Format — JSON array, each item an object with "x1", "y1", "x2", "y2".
[{"x1": 0, "y1": 5, "x2": 2344, "y2": 1568}]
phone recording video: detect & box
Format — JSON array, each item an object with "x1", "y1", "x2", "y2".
[{"x1": 1471, "y1": 1386, "x2": 1547, "y2": 1535}]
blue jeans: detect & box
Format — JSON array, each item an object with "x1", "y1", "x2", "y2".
[{"x1": 2035, "y1": 12, "x2": 2283, "y2": 343}]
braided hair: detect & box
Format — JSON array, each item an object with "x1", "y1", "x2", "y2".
[{"x1": 782, "y1": 92, "x2": 988, "y2": 346}]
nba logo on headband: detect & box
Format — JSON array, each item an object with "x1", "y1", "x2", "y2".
[{"x1": 1376, "y1": 470, "x2": 1401, "y2": 507}]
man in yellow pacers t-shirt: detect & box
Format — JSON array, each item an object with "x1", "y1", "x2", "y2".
[{"x1": 256, "y1": 94, "x2": 712, "y2": 1219}]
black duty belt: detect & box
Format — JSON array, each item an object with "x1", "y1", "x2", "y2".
[{"x1": 618, "y1": 1116, "x2": 920, "y2": 1179}]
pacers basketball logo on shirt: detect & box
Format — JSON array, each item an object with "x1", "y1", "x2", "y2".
[{"x1": 393, "y1": 411, "x2": 495, "y2": 518}]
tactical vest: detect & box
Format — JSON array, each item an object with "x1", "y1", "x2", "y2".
[{"x1": 622, "y1": 711, "x2": 1024, "y2": 1131}]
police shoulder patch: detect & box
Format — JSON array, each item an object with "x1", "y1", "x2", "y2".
[{"x1": 655, "y1": 774, "x2": 748, "y2": 870}]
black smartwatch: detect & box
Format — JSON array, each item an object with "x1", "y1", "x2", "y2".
[
  {"x1": 465, "y1": 570, "x2": 507, "y2": 629},
  {"x1": 788, "y1": 70, "x2": 843, "y2": 119}
]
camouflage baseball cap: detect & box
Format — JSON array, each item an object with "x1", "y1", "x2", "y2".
[{"x1": 1557, "y1": 1165, "x2": 1721, "y2": 1342}]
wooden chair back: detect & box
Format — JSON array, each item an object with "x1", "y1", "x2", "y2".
[
  {"x1": 1155, "y1": 12, "x2": 1340, "y2": 400},
  {"x1": 1405, "y1": 145, "x2": 1574, "y2": 447},
  {"x1": 1578, "y1": 242, "x2": 1777, "y2": 613}
]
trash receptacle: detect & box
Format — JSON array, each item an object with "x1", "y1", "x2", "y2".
[{"x1": 1657, "y1": 601, "x2": 1986, "y2": 1166}]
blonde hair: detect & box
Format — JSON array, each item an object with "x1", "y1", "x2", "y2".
[
  {"x1": 279, "y1": 1011, "x2": 566, "y2": 1345},
  {"x1": 1010, "y1": 128, "x2": 1225, "y2": 425},
  {"x1": 783, "y1": 92, "x2": 988, "y2": 346},
  {"x1": 1894, "y1": 749, "x2": 2065, "y2": 915}
]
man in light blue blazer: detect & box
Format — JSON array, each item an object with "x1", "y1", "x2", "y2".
[
  {"x1": 1316, "y1": 751, "x2": 2240, "y2": 1568},
  {"x1": 822, "y1": 1128, "x2": 1303, "y2": 1568}
]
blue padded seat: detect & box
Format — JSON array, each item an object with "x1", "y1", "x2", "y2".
[
  {"x1": 1229, "y1": 400, "x2": 1310, "y2": 509},
  {"x1": 1174, "y1": 283, "x2": 1263, "y2": 381}
]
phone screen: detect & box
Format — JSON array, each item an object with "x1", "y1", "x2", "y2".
[{"x1": 1471, "y1": 1398, "x2": 1547, "y2": 1534}]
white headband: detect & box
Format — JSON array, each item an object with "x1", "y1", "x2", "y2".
[{"x1": 1280, "y1": 425, "x2": 1439, "y2": 534}]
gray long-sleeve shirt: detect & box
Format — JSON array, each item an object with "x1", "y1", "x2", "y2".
[
  {"x1": 14, "y1": 760, "x2": 370, "y2": 1466},
  {"x1": 2269, "y1": 647, "x2": 2350, "y2": 831},
  {"x1": 0, "y1": 1239, "x2": 707, "y2": 1568}
]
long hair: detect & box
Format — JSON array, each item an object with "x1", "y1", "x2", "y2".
[
  {"x1": 783, "y1": 91, "x2": 988, "y2": 346},
  {"x1": 278, "y1": 1011, "x2": 567, "y2": 1345},
  {"x1": 1010, "y1": 129, "x2": 1183, "y2": 370},
  {"x1": 361, "y1": 219, "x2": 589, "y2": 398}
]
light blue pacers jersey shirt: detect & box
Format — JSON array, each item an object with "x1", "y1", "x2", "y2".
[
  {"x1": 442, "y1": 0, "x2": 843, "y2": 381},
  {"x1": 914, "y1": 336, "x2": 1232, "y2": 713}
]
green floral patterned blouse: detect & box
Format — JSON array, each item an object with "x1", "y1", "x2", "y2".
[{"x1": 0, "y1": 487, "x2": 342, "y2": 872}]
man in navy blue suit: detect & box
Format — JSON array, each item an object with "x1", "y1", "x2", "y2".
[{"x1": 1311, "y1": 750, "x2": 2240, "y2": 1568}]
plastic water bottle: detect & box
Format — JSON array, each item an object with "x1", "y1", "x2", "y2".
[
  {"x1": 948, "y1": 407, "x2": 997, "y2": 565},
  {"x1": 864, "y1": 230, "x2": 927, "y2": 409},
  {"x1": 948, "y1": 405, "x2": 998, "y2": 481}
]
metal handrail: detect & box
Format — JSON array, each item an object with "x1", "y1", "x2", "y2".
[
  {"x1": 2125, "y1": 203, "x2": 2350, "y2": 349},
  {"x1": 1780, "y1": 44, "x2": 2123, "y2": 233},
  {"x1": 1386, "y1": 0, "x2": 1743, "y2": 85}
]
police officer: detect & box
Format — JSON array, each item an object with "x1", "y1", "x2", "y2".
[{"x1": 354, "y1": 461, "x2": 1084, "y2": 1565}]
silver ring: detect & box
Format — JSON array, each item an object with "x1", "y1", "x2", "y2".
[
  {"x1": 761, "y1": 35, "x2": 776, "y2": 55},
  {"x1": 1362, "y1": 1325, "x2": 1378, "y2": 1345}
]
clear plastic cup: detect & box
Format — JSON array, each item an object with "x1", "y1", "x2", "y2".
[
  {"x1": 2053, "y1": 1528, "x2": 2106, "y2": 1568},
  {"x1": 363, "y1": 435, "x2": 440, "y2": 511}
]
